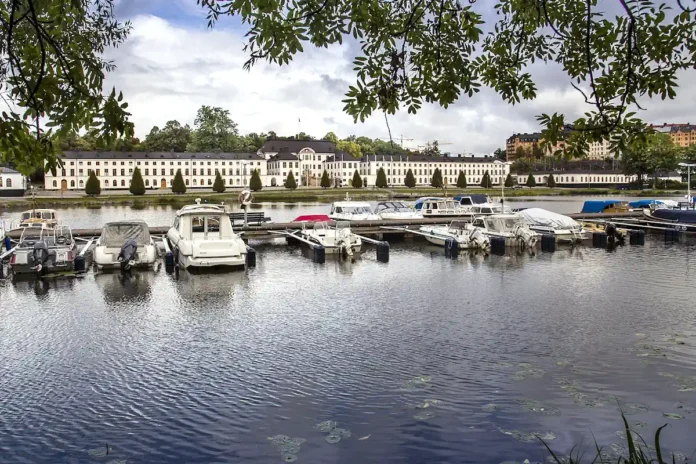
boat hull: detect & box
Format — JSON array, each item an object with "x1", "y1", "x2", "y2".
[
  {"x1": 11, "y1": 248, "x2": 76, "y2": 275},
  {"x1": 527, "y1": 227, "x2": 589, "y2": 243},
  {"x1": 94, "y1": 245, "x2": 157, "y2": 270}
]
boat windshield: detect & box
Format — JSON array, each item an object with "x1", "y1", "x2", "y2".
[
  {"x1": 376, "y1": 202, "x2": 410, "y2": 212},
  {"x1": 313, "y1": 221, "x2": 329, "y2": 231},
  {"x1": 336, "y1": 221, "x2": 351, "y2": 230},
  {"x1": 192, "y1": 215, "x2": 221, "y2": 233},
  {"x1": 485, "y1": 217, "x2": 524, "y2": 232},
  {"x1": 450, "y1": 221, "x2": 469, "y2": 230},
  {"x1": 338, "y1": 206, "x2": 372, "y2": 214},
  {"x1": 19, "y1": 226, "x2": 44, "y2": 246},
  {"x1": 437, "y1": 201, "x2": 448, "y2": 210}
]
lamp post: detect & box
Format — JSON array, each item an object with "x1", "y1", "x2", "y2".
[
  {"x1": 678, "y1": 162, "x2": 696, "y2": 208},
  {"x1": 495, "y1": 160, "x2": 512, "y2": 209}
]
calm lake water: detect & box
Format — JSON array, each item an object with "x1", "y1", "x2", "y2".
[{"x1": 1, "y1": 200, "x2": 696, "y2": 464}]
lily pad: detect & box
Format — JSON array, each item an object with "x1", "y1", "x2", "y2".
[
  {"x1": 482, "y1": 403, "x2": 498, "y2": 412},
  {"x1": 657, "y1": 372, "x2": 675, "y2": 378},
  {"x1": 333, "y1": 428, "x2": 352, "y2": 438},
  {"x1": 515, "y1": 398, "x2": 561, "y2": 416},
  {"x1": 325, "y1": 433, "x2": 341, "y2": 444},
  {"x1": 414, "y1": 411, "x2": 436, "y2": 420},
  {"x1": 618, "y1": 403, "x2": 648, "y2": 415},
  {"x1": 88, "y1": 447, "x2": 110, "y2": 457},
  {"x1": 314, "y1": 421, "x2": 338, "y2": 432},
  {"x1": 663, "y1": 412, "x2": 684, "y2": 420},
  {"x1": 556, "y1": 360, "x2": 571, "y2": 367},
  {"x1": 498, "y1": 428, "x2": 555, "y2": 443},
  {"x1": 281, "y1": 453, "x2": 298, "y2": 462}
]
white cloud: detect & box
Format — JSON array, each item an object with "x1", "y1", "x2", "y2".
[{"x1": 104, "y1": 15, "x2": 695, "y2": 155}]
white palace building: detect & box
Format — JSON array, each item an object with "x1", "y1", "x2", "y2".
[{"x1": 44, "y1": 140, "x2": 512, "y2": 191}]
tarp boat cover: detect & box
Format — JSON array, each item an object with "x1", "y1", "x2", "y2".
[
  {"x1": 628, "y1": 199, "x2": 679, "y2": 208},
  {"x1": 517, "y1": 208, "x2": 581, "y2": 230},
  {"x1": 580, "y1": 200, "x2": 624, "y2": 213},
  {"x1": 100, "y1": 221, "x2": 151, "y2": 247}
]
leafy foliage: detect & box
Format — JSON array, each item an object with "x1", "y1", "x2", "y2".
[
  {"x1": 404, "y1": 169, "x2": 416, "y2": 188},
  {"x1": 197, "y1": 0, "x2": 696, "y2": 157},
  {"x1": 143, "y1": 121, "x2": 192, "y2": 152},
  {"x1": 338, "y1": 140, "x2": 362, "y2": 158},
  {"x1": 480, "y1": 170, "x2": 492, "y2": 188},
  {"x1": 547, "y1": 173, "x2": 556, "y2": 188},
  {"x1": 456, "y1": 171, "x2": 467, "y2": 188},
  {"x1": 284, "y1": 171, "x2": 297, "y2": 189},
  {"x1": 526, "y1": 173, "x2": 537, "y2": 187},
  {"x1": 351, "y1": 170, "x2": 363, "y2": 188},
  {"x1": 0, "y1": 0, "x2": 133, "y2": 175},
  {"x1": 494, "y1": 148, "x2": 506, "y2": 161},
  {"x1": 622, "y1": 132, "x2": 681, "y2": 189},
  {"x1": 421, "y1": 141, "x2": 441, "y2": 157},
  {"x1": 129, "y1": 167, "x2": 145, "y2": 195},
  {"x1": 376, "y1": 167, "x2": 388, "y2": 188},
  {"x1": 171, "y1": 169, "x2": 186, "y2": 194},
  {"x1": 504, "y1": 173, "x2": 514, "y2": 188},
  {"x1": 320, "y1": 170, "x2": 331, "y2": 188},
  {"x1": 250, "y1": 169, "x2": 263, "y2": 191},
  {"x1": 322, "y1": 132, "x2": 339, "y2": 144},
  {"x1": 187, "y1": 106, "x2": 239, "y2": 152},
  {"x1": 430, "y1": 168, "x2": 443, "y2": 188},
  {"x1": 212, "y1": 171, "x2": 225, "y2": 193},
  {"x1": 85, "y1": 171, "x2": 101, "y2": 195}
]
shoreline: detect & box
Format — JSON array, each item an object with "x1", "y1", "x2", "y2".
[{"x1": 0, "y1": 187, "x2": 686, "y2": 209}]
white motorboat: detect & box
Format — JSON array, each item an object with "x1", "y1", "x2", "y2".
[
  {"x1": 515, "y1": 208, "x2": 588, "y2": 243},
  {"x1": 10, "y1": 209, "x2": 58, "y2": 231},
  {"x1": 471, "y1": 214, "x2": 539, "y2": 247},
  {"x1": 455, "y1": 194, "x2": 507, "y2": 215},
  {"x1": 94, "y1": 220, "x2": 158, "y2": 270},
  {"x1": 167, "y1": 201, "x2": 247, "y2": 269},
  {"x1": 10, "y1": 225, "x2": 77, "y2": 275},
  {"x1": 414, "y1": 197, "x2": 471, "y2": 218},
  {"x1": 329, "y1": 201, "x2": 379, "y2": 221},
  {"x1": 299, "y1": 221, "x2": 362, "y2": 257},
  {"x1": 374, "y1": 201, "x2": 422, "y2": 220},
  {"x1": 419, "y1": 221, "x2": 490, "y2": 250}
]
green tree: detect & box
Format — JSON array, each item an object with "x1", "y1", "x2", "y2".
[
  {"x1": 323, "y1": 132, "x2": 339, "y2": 144},
  {"x1": 515, "y1": 146, "x2": 528, "y2": 160},
  {"x1": 526, "y1": 173, "x2": 537, "y2": 187},
  {"x1": 504, "y1": 173, "x2": 514, "y2": 187},
  {"x1": 494, "y1": 148, "x2": 506, "y2": 161},
  {"x1": 212, "y1": 171, "x2": 225, "y2": 193},
  {"x1": 284, "y1": 171, "x2": 297, "y2": 189},
  {"x1": 480, "y1": 170, "x2": 492, "y2": 188},
  {"x1": 532, "y1": 145, "x2": 544, "y2": 159},
  {"x1": 130, "y1": 167, "x2": 145, "y2": 195},
  {"x1": 172, "y1": 169, "x2": 187, "y2": 194},
  {"x1": 143, "y1": 121, "x2": 192, "y2": 152},
  {"x1": 351, "y1": 170, "x2": 363, "y2": 188},
  {"x1": 85, "y1": 171, "x2": 101, "y2": 196},
  {"x1": 320, "y1": 170, "x2": 331, "y2": 189},
  {"x1": 547, "y1": 173, "x2": 556, "y2": 188},
  {"x1": 187, "y1": 106, "x2": 240, "y2": 152},
  {"x1": 456, "y1": 171, "x2": 467, "y2": 188},
  {"x1": 249, "y1": 169, "x2": 263, "y2": 191},
  {"x1": 337, "y1": 140, "x2": 362, "y2": 158},
  {"x1": 422, "y1": 141, "x2": 441, "y2": 157},
  {"x1": 0, "y1": 0, "x2": 133, "y2": 174},
  {"x1": 375, "y1": 167, "x2": 388, "y2": 188},
  {"x1": 404, "y1": 169, "x2": 416, "y2": 188},
  {"x1": 645, "y1": 133, "x2": 681, "y2": 188},
  {"x1": 430, "y1": 168, "x2": 443, "y2": 188},
  {"x1": 199, "y1": 0, "x2": 695, "y2": 159}
]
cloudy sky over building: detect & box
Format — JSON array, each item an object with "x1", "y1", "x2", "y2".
[{"x1": 107, "y1": 0, "x2": 695, "y2": 155}]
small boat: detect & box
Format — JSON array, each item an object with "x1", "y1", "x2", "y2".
[
  {"x1": 580, "y1": 200, "x2": 629, "y2": 214},
  {"x1": 94, "y1": 220, "x2": 158, "y2": 270},
  {"x1": 299, "y1": 221, "x2": 362, "y2": 256},
  {"x1": 10, "y1": 225, "x2": 77, "y2": 275},
  {"x1": 642, "y1": 208, "x2": 696, "y2": 232},
  {"x1": 628, "y1": 199, "x2": 679, "y2": 210},
  {"x1": 293, "y1": 214, "x2": 332, "y2": 223},
  {"x1": 329, "y1": 201, "x2": 379, "y2": 221},
  {"x1": 471, "y1": 214, "x2": 539, "y2": 247},
  {"x1": 10, "y1": 209, "x2": 58, "y2": 231},
  {"x1": 419, "y1": 221, "x2": 490, "y2": 250},
  {"x1": 415, "y1": 197, "x2": 470, "y2": 218},
  {"x1": 374, "y1": 201, "x2": 422, "y2": 220},
  {"x1": 167, "y1": 201, "x2": 248, "y2": 269},
  {"x1": 516, "y1": 208, "x2": 589, "y2": 243},
  {"x1": 454, "y1": 194, "x2": 506, "y2": 215}
]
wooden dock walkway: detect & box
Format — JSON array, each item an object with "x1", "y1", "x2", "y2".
[{"x1": 4, "y1": 212, "x2": 643, "y2": 240}]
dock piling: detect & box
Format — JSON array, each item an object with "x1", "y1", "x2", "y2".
[
  {"x1": 312, "y1": 246, "x2": 325, "y2": 264},
  {"x1": 664, "y1": 229, "x2": 680, "y2": 242},
  {"x1": 74, "y1": 256, "x2": 86, "y2": 272},
  {"x1": 541, "y1": 234, "x2": 556, "y2": 252},
  {"x1": 490, "y1": 237, "x2": 506, "y2": 255},
  {"x1": 592, "y1": 232, "x2": 607, "y2": 248},
  {"x1": 629, "y1": 230, "x2": 645, "y2": 246},
  {"x1": 444, "y1": 238, "x2": 459, "y2": 258},
  {"x1": 246, "y1": 247, "x2": 256, "y2": 268},
  {"x1": 375, "y1": 241, "x2": 390, "y2": 263}
]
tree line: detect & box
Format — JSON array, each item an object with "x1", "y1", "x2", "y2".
[{"x1": 58, "y1": 105, "x2": 449, "y2": 160}]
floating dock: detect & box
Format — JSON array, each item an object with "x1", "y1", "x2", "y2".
[{"x1": 3, "y1": 212, "x2": 645, "y2": 240}]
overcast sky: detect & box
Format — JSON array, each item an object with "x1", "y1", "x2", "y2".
[{"x1": 106, "y1": 0, "x2": 696, "y2": 154}]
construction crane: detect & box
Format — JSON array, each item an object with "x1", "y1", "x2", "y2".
[{"x1": 417, "y1": 140, "x2": 453, "y2": 152}]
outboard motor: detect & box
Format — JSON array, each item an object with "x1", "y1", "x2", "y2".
[
  {"x1": 32, "y1": 241, "x2": 50, "y2": 274},
  {"x1": 117, "y1": 238, "x2": 138, "y2": 271},
  {"x1": 514, "y1": 224, "x2": 538, "y2": 248},
  {"x1": 468, "y1": 227, "x2": 490, "y2": 250}
]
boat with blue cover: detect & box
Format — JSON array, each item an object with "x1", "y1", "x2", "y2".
[
  {"x1": 628, "y1": 199, "x2": 679, "y2": 210},
  {"x1": 642, "y1": 208, "x2": 696, "y2": 232},
  {"x1": 580, "y1": 200, "x2": 629, "y2": 214}
]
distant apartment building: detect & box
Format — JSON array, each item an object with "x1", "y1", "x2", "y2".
[
  {"x1": 588, "y1": 139, "x2": 613, "y2": 160},
  {"x1": 651, "y1": 123, "x2": 696, "y2": 147},
  {"x1": 506, "y1": 133, "x2": 541, "y2": 161}
]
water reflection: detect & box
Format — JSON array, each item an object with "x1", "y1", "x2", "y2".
[
  {"x1": 10, "y1": 274, "x2": 78, "y2": 298},
  {"x1": 171, "y1": 268, "x2": 248, "y2": 304},
  {"x1": 94, "y1": 270, "x2": 155, "y2": 305}
]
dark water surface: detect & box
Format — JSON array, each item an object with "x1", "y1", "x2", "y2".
[{"x1": 2, "y1": 204, "x2": 696, "y2": 463}]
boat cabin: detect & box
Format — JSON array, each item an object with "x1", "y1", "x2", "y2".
[
  {"x1": 172, "y1": 205, "x2": 236, "y2": 241},
  {"x1": 13, "y1": 209, "x2": 58, "y2": 230},
  {"x1": 330, "y1": 202, "x2": 373, "y2": 215},
  {"x1": 472, "y1": 215, "x2": 527, "y2": 234},
  {"x1": 454, "y1": 194, "x2": 492, "y2": 206},
  {"x1": 375, "y1": 201, "x2": 412, "y2": 214},
  {"x1": 100, "y1": 221, "x2": 151, "y2": 248},
  {"x1": 419, "y1": 198, "x2": 460, "y2": 216}
]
